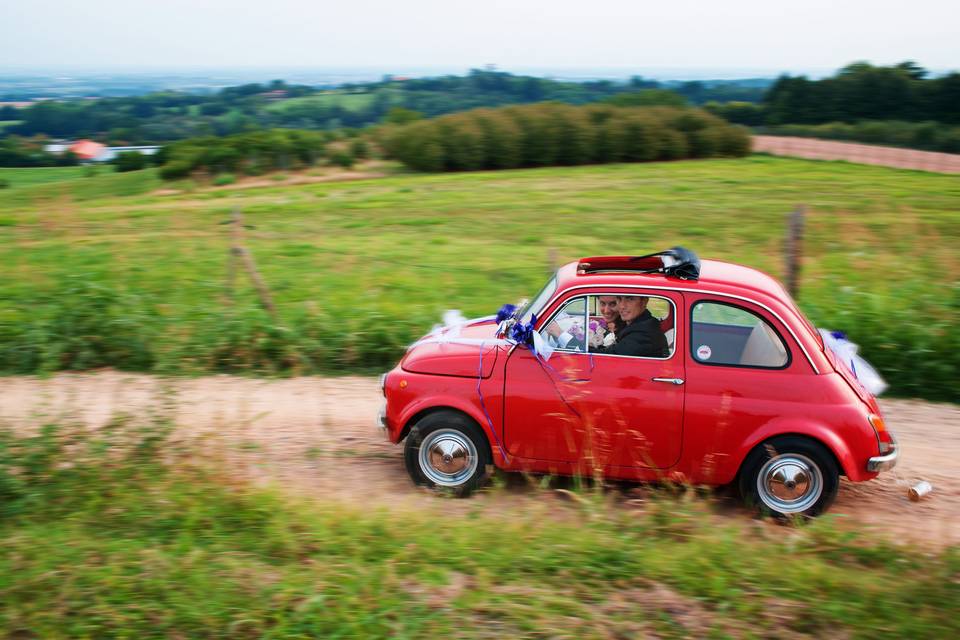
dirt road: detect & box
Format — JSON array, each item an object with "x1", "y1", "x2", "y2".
[
  {"x1": 753, "y1": 135, "x2": 960, "y2": 174},
  {"x1": 2, "y1": 372, "x2": 957, "y2": 547}
]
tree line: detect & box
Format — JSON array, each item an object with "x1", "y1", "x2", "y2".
[
  {"x1": 3, "y1": 63, "x2": 957, "y2": 163},
  {"x1": 0, "y1": 71, "x2": 767, "y2": 146},
  {"x1": 156, "y1": 129, "x2": 365, "y2": 180},
  {"x1": 381, "y1": 103, "x2": 750, "y2": 172}
]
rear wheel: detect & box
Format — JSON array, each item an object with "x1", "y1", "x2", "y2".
[
  {"x1": 739, "y1": 436, "x2": 839, "y2": 518},
  {"x1": 404, "y1": 411, "x2": 491, "y2": 496}
]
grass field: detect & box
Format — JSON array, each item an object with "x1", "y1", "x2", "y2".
[
  {"x1": 0, "y1": 156, "x2": 957, "y2": 398},
  {"x1": 265, "y1": 91, "x2": 383, "y2": 114},
  {"x1": 0, "y1": 165, "x2": 90, "y2": 188},
  {"x1": 1, "y1": 420, "x2": 956, "y2": 638}
]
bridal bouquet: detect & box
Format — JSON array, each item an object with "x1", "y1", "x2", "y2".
[{"x1": 588, "y1": 319, "x2": 608, "y2": 348}]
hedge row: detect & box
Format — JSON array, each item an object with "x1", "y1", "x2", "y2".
[
  {"x1": 382, "y1": 103, "x2": 751, "y2": 172},
  {"x1": 760, "y1": 120, "x2": 960, "y2": 154},
  {"x1": 157, "y1": 129, "x2": 332, "y2": 180}
]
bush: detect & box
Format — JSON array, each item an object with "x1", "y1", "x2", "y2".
[
  {"x1": 386, "y1": 103, "x2": 750, "y2": 172},
  {"x1": 0, "y1": 178, "x2": 8, "y2": 189},
  {"x1": 158, "y1": 129, "x2": 327, "y2": 181},
  {"x1": 212, "y1": 172, "x2": 236, "y2": 186},
  {"x1": 329, "y1": 150, "x2": 355, "y2": 169},
  {"x1": 350, "y1": 139, "x2": 370, "y2": 160},
  {"x1": 159, "y1": 159, "x2": 192, "y2": 180},
  {"x1": 113, "y1": 151, "x2": 147, "y2": 173}
]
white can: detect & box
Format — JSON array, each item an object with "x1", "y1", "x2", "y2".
[{"x1": 908, "y1": 481, "x2": 933, "y2": 502}]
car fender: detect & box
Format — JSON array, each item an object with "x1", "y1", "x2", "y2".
[
  {"x1": 732, "y1": 417, "x2": 864, "y2": 482},
  {"x1": 396, "y1": 394, "x2": 503, "y2": 464}
]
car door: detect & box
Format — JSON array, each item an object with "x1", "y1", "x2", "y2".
[
  {"x1": 502, "y1": 294, "x2": 595, "y2": 465},
  {"x1": 502, "y1": 290, "x2": 685, "y2": 471},
  {"x1": 581, "y1": 290, "x2": 685, "y2": 469}
]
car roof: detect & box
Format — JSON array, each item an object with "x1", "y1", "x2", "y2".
[
  {"x1": 558, "y1": 258, "x2": 791, "y2": 301},
  {"x1": 552, "y1": 256, "x2": 828, "y2": 373}
]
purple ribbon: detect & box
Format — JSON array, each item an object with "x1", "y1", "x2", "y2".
[{"x1": 495, "y1": 303, "x2": 517, "y2": 324}]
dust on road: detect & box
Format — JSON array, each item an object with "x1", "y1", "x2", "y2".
[{"x1": 2, "y1": 371, "x2": 957, "y2": 547}]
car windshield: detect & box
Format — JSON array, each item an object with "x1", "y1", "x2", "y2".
[{"x1": 517, "y1": 274, "x2": 557, "y2": 324}]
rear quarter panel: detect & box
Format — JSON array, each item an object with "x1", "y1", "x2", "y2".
[{"x1": 682, "y1": 365, "x2": 879, "y2": 484}]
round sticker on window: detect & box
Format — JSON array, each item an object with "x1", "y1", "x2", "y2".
[{"x1": 696, "y1": 344, "x2": 712, "y2": 360}]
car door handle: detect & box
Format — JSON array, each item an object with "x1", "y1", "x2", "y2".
[{"x1": 651, "y1": 377, "x2": 684, "y2": 385}]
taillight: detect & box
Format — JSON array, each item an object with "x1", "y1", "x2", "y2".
[{"x1": 868, "y1": 413, "x2": 895, "y2": 454}]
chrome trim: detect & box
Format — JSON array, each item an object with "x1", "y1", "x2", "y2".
[
  {"x1": 418, "y1": 428, "x2": 478, "y2": 486},
  {"x1": 756, "y1": 453, "x2": 823, "y2": 514},
  {"x1": 376, "y1": 404, "x2": 387, "y2": 431},
  {"x1": 867, "y1": 447, "x2": 899, "y2": 472},
  {"x1": 652, "y1": 377, "x2": 684, "y2": 385},
  {"x1": 539, "y1": 284, "x2": 820, "y2": 374}
]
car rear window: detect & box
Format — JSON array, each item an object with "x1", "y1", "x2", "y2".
[{"x1": 691, "y1": 301, "x2": 789, "y2": 368}]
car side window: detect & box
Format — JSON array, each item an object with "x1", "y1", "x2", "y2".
[
  {"x1": 539, "y1": 297, "x2": 587, "y2": 353},
  {"x1": 691, "y1": 301, "x2": 789, "y2": 368},
  {"x1": 586, "y1": 294, "x2": 675, "y2": 359}
]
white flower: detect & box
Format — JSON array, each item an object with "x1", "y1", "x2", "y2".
[{"x1": 602, "y1": 332, "x2": 617, "y2": 347}]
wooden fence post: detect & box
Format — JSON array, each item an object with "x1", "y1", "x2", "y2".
[
  {"x1": 548, "y1": 247, "x2": 558, "y2": 273},
  {"x1": 785, "y1": 205, "x2": 805, "y2": 299},
  {"x1": 227, "y1": 207, "x2": 279, "y2": 322}
]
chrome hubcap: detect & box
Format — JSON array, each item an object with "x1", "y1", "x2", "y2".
[
  {"x1": 756, "y1": 453, "x2": 823, "y2": 514},
  {"x1": 419, "y1": 429, "x2": 478, "y2": 487}
]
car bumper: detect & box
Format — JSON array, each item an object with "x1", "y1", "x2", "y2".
[
  {"x1": 376, "y1": 403, "x2": 387, "y2": 432},
  {"x1": 867, "y1": 447, "x2": 898, "y2": 472}
]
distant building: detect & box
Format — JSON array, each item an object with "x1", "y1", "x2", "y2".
[
  {"x1": 42, "y1": 139, "x2": 161, "y2": 163},
  {"x1": 94, "y1": 145, "x2": 160, "y2": 162},
  {"x1": 259, "y1": 89, "x2": 288, "y2": 101},
  {"x1": 68, "y1": 139, "x2": 107, "y2": 161}
]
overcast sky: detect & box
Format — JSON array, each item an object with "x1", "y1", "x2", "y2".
[{"x1": 2, "y1": 0, "x2": 956, "y2": 76}]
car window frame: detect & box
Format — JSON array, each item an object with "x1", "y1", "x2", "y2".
[
  {"x1": 689, "y1": 299, "x2": 793, "y2": 370},
  {"x1": 540, "y1": 291, "x2": 678, "y2": 361},
  {"x1": 537, "y1": 294, "x2": 589, "y2": 355}
]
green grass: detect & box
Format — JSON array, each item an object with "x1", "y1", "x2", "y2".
[
  {"x1": 266, "y1": 91, "x2": 379, "y2": 114},
  {"x1": 1, "y1": 420, "x2": 957, "y2": 638},
  {"x1": 0, "y1": 166, "x2": 160, "y2": 206},
  {"x1": 0, "y1": 155, "x2": 957, "y2": 398},
  {"x1": 0, "y1": 165, "x2": 89, "y2": 188}
]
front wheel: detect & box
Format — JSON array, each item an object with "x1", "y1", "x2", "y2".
[
  {"x1": 404, "y1": 411, "x2": 491, "y2": 496},
  {"x1": 739, "y1": 436, "x2": 839, "y2": 518}
]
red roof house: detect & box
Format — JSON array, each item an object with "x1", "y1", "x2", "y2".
[{"x1": 68, "y1": 139, "x2": 107, "y2": 161}]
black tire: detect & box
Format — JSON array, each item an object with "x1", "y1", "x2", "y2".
[
  {"x1": 403, "y1": 410, "x2": 491, "y2": 497},
  {"x1": 738, "y1": 435, "x2": 839, "y2": 519}
]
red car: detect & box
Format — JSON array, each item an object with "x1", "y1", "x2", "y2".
[{"x1": 379, "y1": 249, "x2": 897, "y2": 517}]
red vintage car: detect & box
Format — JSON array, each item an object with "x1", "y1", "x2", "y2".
[{"x1": 379, "y1": 249, "x2": 897, "y2": 517}]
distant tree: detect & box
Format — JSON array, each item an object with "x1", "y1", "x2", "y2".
[
  {"x1": 605, "y1": 89, "x2": 687, "y2": 108},
  {"x1": 629, "y1": 76, "x2": 659, "y2": 90},
  {"x1": 0, "y1": 105, "x2": 18, "y2": 120},
  {"x1": 386, "y1": 107, "x2": 423, "y2": 125},
  {"x1": 703, "y1": 101, "x2": 766, "y2": 126},
  {"x1": 350, "y1": 139, "x2": 369, "y2": 160},
  {"x1": 329, "y1": 150, "x2": 354, "y2": 169},
  {"x1": 473, "y1": 110, "x2": 521, "y2": 169},
  {"x1": 114, "y1": 151, "x2": 148, "y2": 172},
  {"x1": 385, "y1": 103, "x2": 748, "y2": 172}
]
